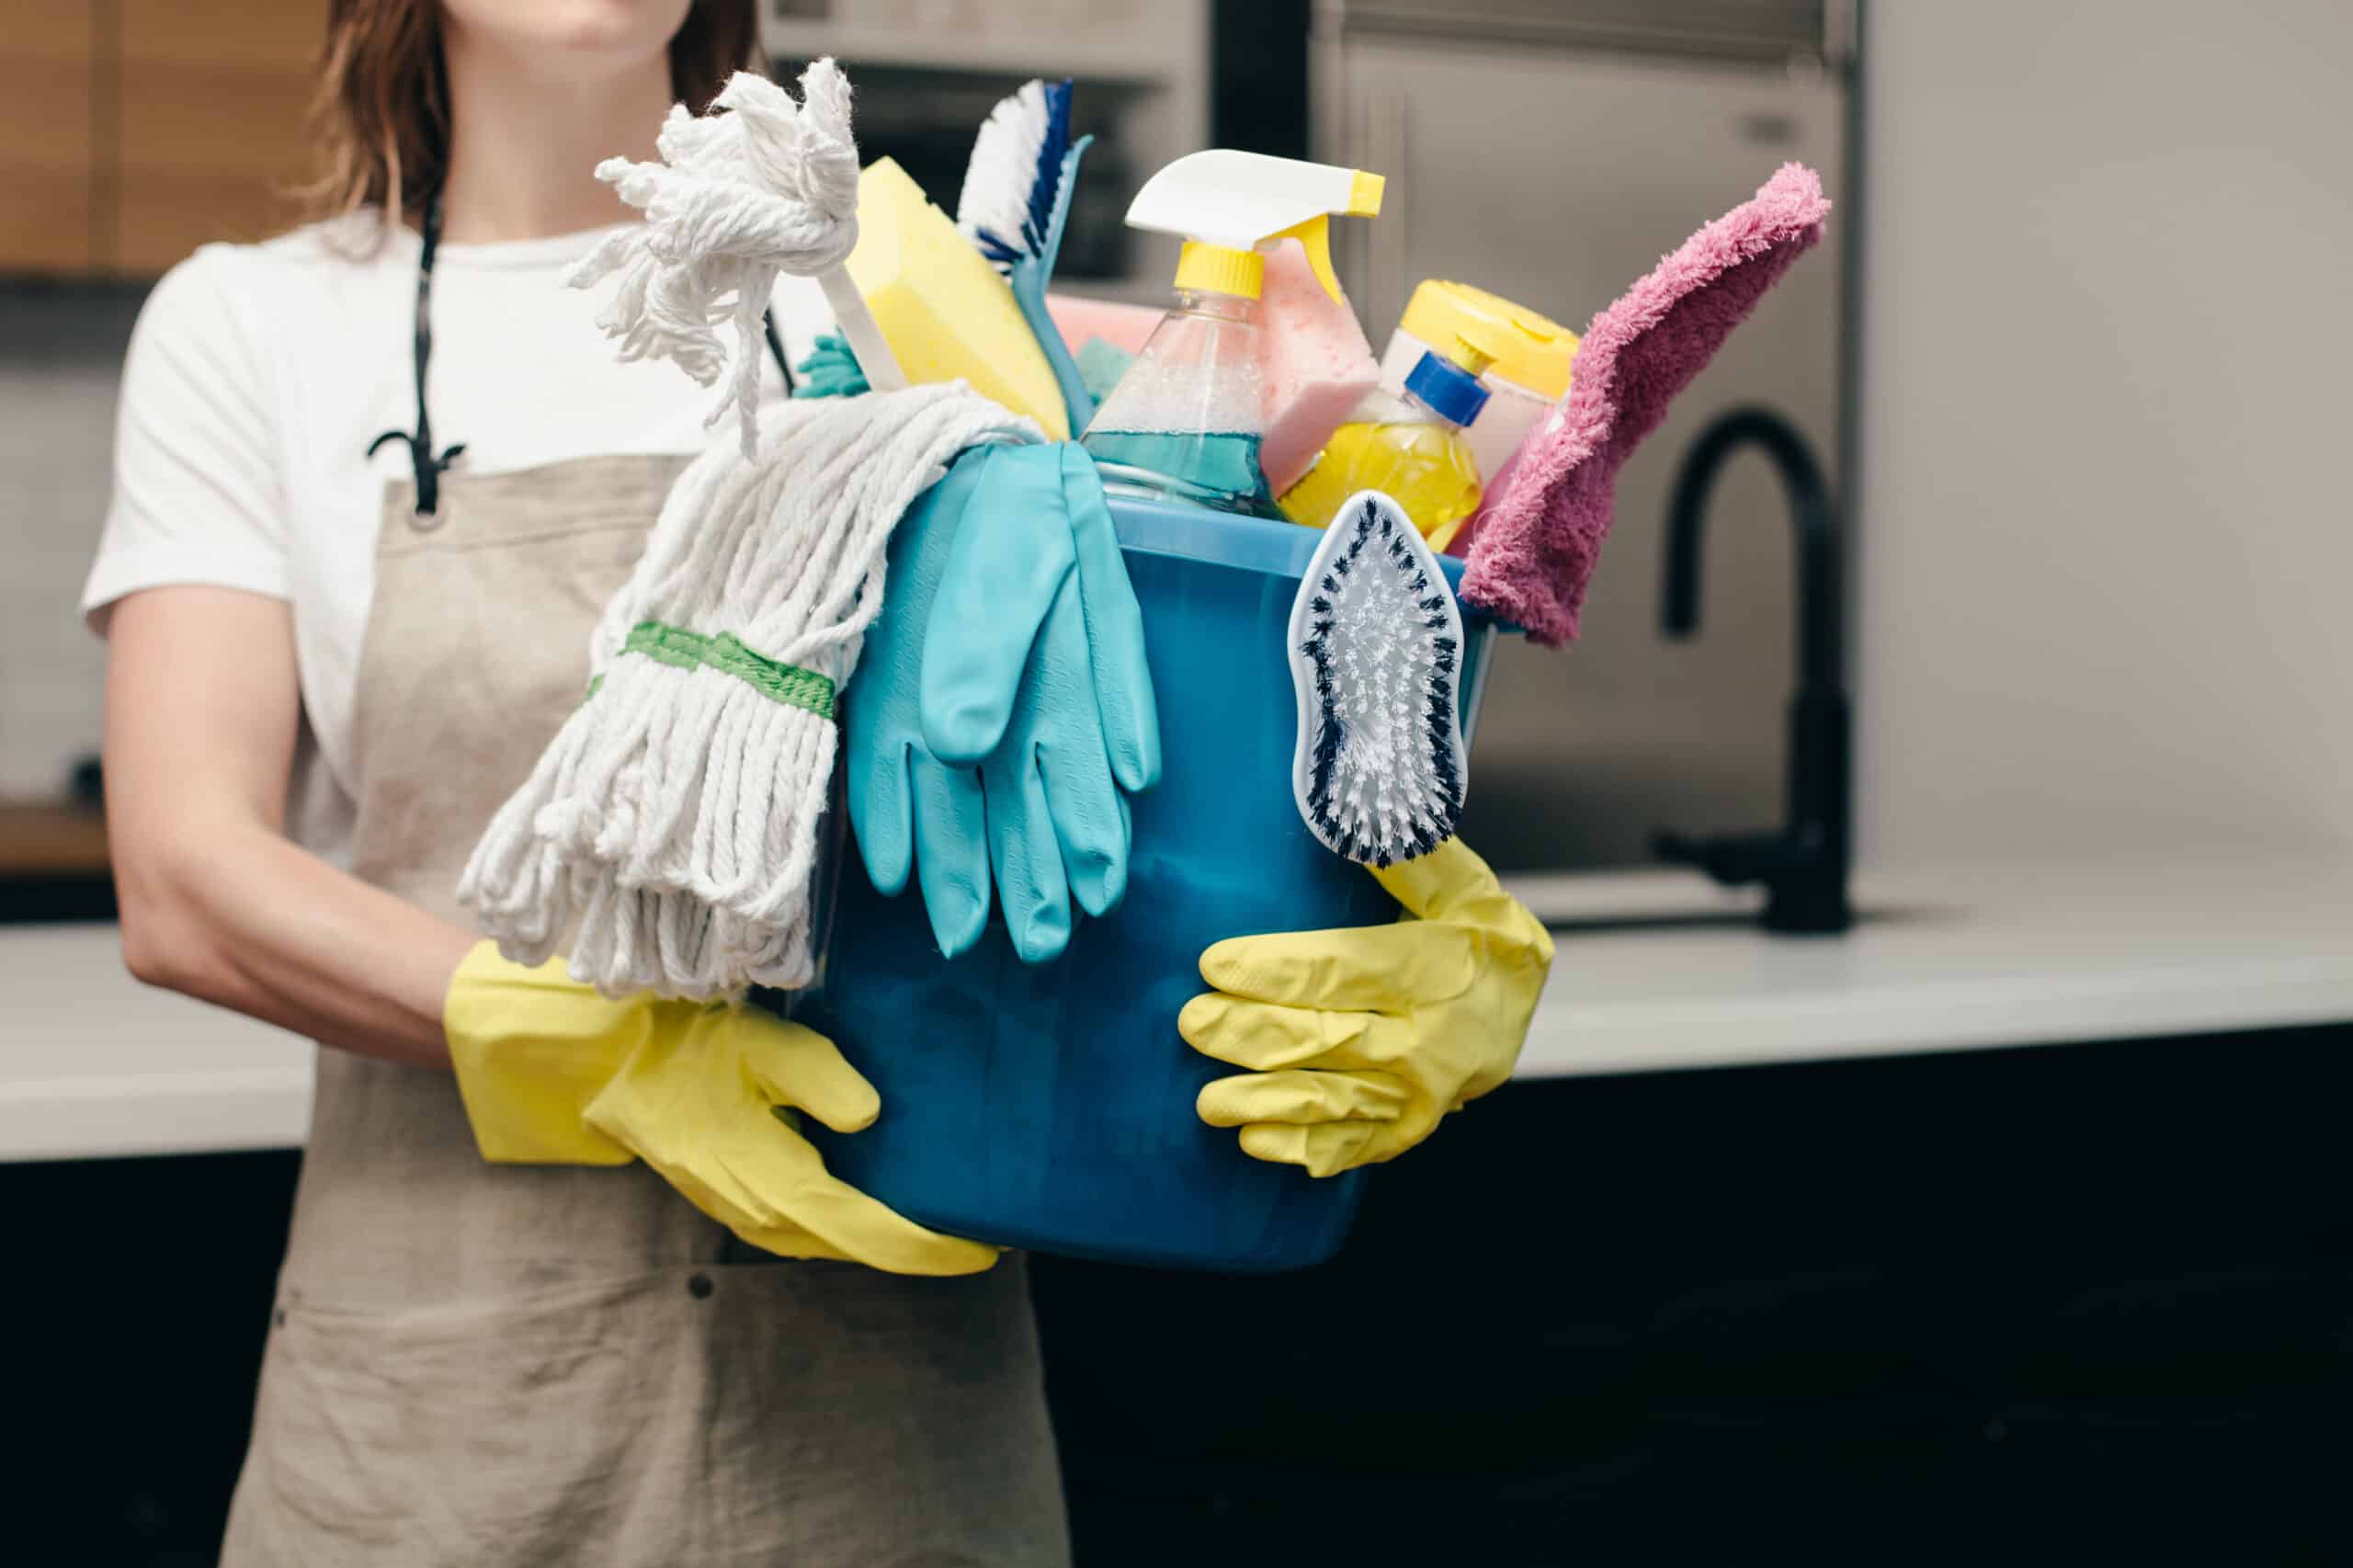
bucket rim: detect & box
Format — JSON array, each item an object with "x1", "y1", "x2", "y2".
[{"x1": 1108, "y1": 492, "x2": 1474, "y2": 598}]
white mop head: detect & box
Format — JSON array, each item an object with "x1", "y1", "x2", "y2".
[
  {"x1": 460, "y1": 58, "x2": 1042, "y2": 997},
  {"x1": 1288, "y1": 492, "x2": 1468, "y2": 868},
  {"x1": 459, "y1": 388, "x2": 1033, "y2": 996},
  {"x1": 569, "y1": 61, "x2": 863, "y2": 457}
]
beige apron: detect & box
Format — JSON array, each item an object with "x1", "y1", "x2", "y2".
[{"x1": 221, "y1": 459, "x2": 1070, "y2": 1566}]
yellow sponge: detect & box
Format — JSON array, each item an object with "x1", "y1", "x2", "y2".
[{"x1": 846, "y1": 158, "x2": 1069, "y2": 440}]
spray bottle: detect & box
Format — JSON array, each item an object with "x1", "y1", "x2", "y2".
[{"x1": 1080, "y1": 151, "x2": 1382, "y2": 513}]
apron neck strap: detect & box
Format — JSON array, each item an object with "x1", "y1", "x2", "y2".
[
  {"x1": 365, "y1": 190, "x2": 800, "y2": 517},
  {"x1": 366, "y1": 191, "x2": 466, "y2": 517}
]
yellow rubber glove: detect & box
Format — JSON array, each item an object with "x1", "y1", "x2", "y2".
[
  {"x1": 1180, "y1": 838, "x2": 1554, "y2": 1176},
  {"x1": 444, "y1": 943, "x2": 996, "y2": 1276}
]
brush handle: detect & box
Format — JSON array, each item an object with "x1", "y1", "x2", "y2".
[
  {"x1": 1011, "y1": 259, "x2": 1096, "y2": 436},
  {"x1": 817, "y1": 265, "x2": 907, "y2": 392}
]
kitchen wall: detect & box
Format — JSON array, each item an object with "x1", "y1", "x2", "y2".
[
  {"x1": 17, "y1": 3, "x2": 2350, "y2": 873},
  {"x1": 1856, "y1": 0, "x2": 2353, "y2": 868},
  {"x1": 0, "y1": 282, "x2": 140, "y2": 798}
]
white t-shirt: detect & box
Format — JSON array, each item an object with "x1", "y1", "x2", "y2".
[{"x1": 83, "y1": 213, "x2": 797, "y2": 865}]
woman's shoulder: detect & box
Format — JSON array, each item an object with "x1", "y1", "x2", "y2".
[
  {"x1": 176, "y1": 209, "x2": 408, "y2": 290},
  {"x1": 155, "y1": 210, "x2": 399, "y2": 312},
  {"x1": 140, "y1": 211, "x2": 410, "y2": 363}
]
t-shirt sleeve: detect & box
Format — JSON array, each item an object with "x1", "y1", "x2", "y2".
[{"x1": 82, "y1": 246, "x2": 289, "y2": 634}]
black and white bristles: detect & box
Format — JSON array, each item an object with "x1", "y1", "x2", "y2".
[
  {"x1": 955, "y1": 78, "x2": 1074, "y2": 272},
  {"x1": 1288, "y1": 492, "x2": 1468, "y2": 868}
]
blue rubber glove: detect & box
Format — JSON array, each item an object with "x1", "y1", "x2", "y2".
[
  {"x1": 925, "y1": 444, "x2": 1158, "y2": 961},
  {"x1": 792, "y1": 333, "x2": 870, "y2": 399},
  {"x1": 849, "y1": 443, "x2": 1160, "y2": 963},
  {"x1": 846, "y1": 449, "x2": 994, "y2": 955}
]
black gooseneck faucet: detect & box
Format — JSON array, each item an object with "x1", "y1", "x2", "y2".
[{"x1": 1653, "y1": 406, "x2": 1852, "y2": 934}]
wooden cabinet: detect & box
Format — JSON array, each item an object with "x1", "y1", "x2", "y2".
[
  {"x1": 0, "y1": 1, "x2": 100, "y2": 271},
  {"x1": 114, "y1": 0, "x2": 324, "y2": 274},
  {"x1": 0, "y1": 0, "x2": 325, "y2": 278}
]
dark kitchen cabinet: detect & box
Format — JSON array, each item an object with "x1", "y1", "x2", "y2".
[
  {"x1": 10, "y1": 1024, "x2": 2352, "y2": 1564},
  {"x1": 1033, "y1": 1023, "x2": 2353, "y2": 1564}
]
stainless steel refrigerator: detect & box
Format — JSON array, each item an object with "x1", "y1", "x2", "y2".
[{"x1": 1313, "y1": 0, "x2": 1854, "y2": 869}]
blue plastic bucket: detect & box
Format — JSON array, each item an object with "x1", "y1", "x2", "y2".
[{"x1": 795, "y1": 495, "x2": 1497, "y2": 1271}]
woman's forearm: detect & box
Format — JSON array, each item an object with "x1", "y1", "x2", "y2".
[
  {"x1": 117, "y1": 810, "x2": 473, "y2": 1069},
  {"x1": 102, "y1": 586, "x2": 475, "y2": 1070}
]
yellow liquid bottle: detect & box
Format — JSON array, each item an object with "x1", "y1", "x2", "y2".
[{"x1": 1278, "y1": 349, "x2": 1489, "y2": 539}]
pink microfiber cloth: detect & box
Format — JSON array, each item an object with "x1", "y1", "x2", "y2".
[{"x1": 1461, "y1": 163, "x2": 1831, "y2": 645}]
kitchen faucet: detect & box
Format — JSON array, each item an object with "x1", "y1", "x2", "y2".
[{"x1": 1653, "y1": 406, "x2": 1852, "y2": 934}]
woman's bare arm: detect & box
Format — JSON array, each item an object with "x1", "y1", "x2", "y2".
[{"x1": 102, "y1": 585, "x2": 475, "y2": 1069}]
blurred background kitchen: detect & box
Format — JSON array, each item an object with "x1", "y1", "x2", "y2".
[{"x1": 6, "y1": 1, "x2": 2352, "y2": 1562}]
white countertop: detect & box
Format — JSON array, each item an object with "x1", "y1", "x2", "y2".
[
  {"x1": 0, "y1": 926, "x2": 313, "y2": 1163},
  {"x1": 6, "y1": 855, "x2": 2351, "y2": 1162},
  {"x1": 1514, "y1": 856, "x2": 2353, "y2": 1077}
]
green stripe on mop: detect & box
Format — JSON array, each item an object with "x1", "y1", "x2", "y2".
[{"x1": 585, "y1": 620, "x2": 837, "y2": 720}]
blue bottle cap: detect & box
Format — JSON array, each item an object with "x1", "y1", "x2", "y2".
[{"x1": 1403, "y1": 350, "x2": 1490, "y2": 427}]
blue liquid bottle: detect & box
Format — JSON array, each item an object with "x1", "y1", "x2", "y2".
[
  {"x1": 1080, "y1": 151, "x2": 1384, "y2": 516},
  {"x1": 1082, "y1": 278, "x2": 1274, "y2": 514}
]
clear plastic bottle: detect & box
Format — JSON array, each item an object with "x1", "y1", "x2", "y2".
[
  {"x1": 1080, "y1": 289, "x2": 1274, "y2": 512},
  {"x1": 1276, "y1": 348, "x2": 1490, "y2": 539},
  {"x1": 1081, "y1": 151, "x2": 1383, "y2": 514}
]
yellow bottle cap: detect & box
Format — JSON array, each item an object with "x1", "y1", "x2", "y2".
[
  {"x1": 1439, "y1": 340, "x2": 1495, "y2": 378},
  {"x1": 1399, "y1": 280, "x2": 1577, "y2": 398},
  {"x1": 1174, "y1": 241, "x2": 1267, "y2": 301}
]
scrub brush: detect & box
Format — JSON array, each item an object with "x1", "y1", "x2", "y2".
[
  {"x1": 957, "y1": 77, "x2": 1098, "y2": 433},
  {"x1": 1289, "y1": 491, "x2": 1467, "y2": 867}
]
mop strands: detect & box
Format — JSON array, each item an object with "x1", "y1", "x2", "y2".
[
  {"x1": 460, "y1": 390, "x2": 1028, "y2": 997},
  {"x1": 458, "y1": 60, "x2": 1037, "y2": 998},
  {"x1": 568, "y1": 60, "x2": 906, "y2": 458},
  {"x1": 1289, "y1": 492, "x2": 1467, "y2": 867}
]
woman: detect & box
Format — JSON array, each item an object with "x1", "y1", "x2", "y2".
[
  {"x1": 86, "y1": 2, "x2": 1064, "y2": 1561},
  {"x1": 89, "y1": 1, "x2": 1552, "y2": 1561}
]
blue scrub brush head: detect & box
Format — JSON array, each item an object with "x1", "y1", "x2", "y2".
[
  {"x1": 956, "y1": 78, "x2": 1097, "y2": 432},
  {"x1": 959, "y1": 78, "x2": 1074, "y2": 269},
  {"x1": 1289, "y1": 492, "x2": 1469, "y2": 868}
]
